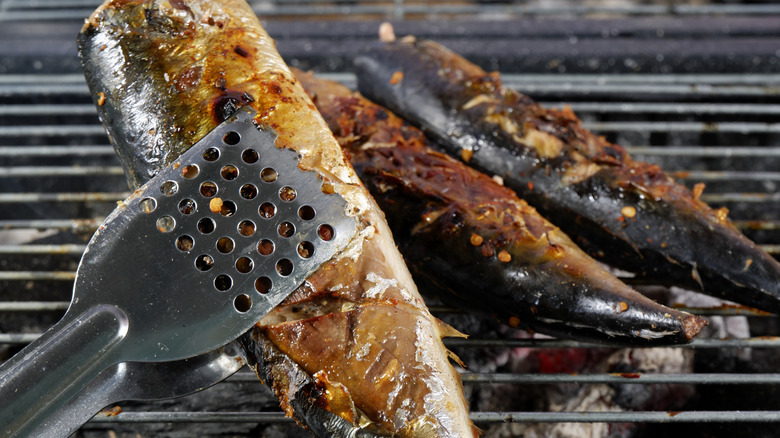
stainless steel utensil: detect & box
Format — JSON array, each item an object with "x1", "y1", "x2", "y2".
[
  {"x1": 0, "y1": 106, "x2": 358, "y2": 437},
  {"x1": 26, "y1": 346, "x2": 244, "y2": 438}
]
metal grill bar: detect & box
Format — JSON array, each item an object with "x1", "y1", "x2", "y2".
[
  {"x1": 0, "y1": 301, "x2": 69, "y2": 311},
  {"x1": 4, "y1": 145, "x2": 780, "y2": 158},
  {"x1": 4, "y1": 73, "x2": 780, "y2": 85},
  {"x1": 625, "y1": 147, "x2": 780, "y2": 157},
  {"x1": 0, "y1": 104, "x2": 98, "y2": 116},
  {"x1": 550, "y1": 103, "x2": 780, "y2": 115},
  {"x1": 4, "y1": 122, "x2": 779, "y2": 138},
  {"x1": 4, "y1": 2, "x2": 780, "y2": 22},
  {"x1": 78, "y1": 410, "x2": 780, "y2": 424},
  {"x1": 444, "y1": 337, "x2": 780, "y2": 349},
  {"x1": 0, "y1": 192, "x2": 129, "y2": 203},
  {"x1": 3, "y1": 333, "x2": 779, "y2": 348},
  {"x1": 223, "y1": 372, "x2": 780, "y2": 385},
  {"x1": 7, "y1": 102, "x2": 780, "y2": 117},
  {"x1": 0, "y1": 218, "x2": 102, "y2": 230},
  {"x1": 0, "y1": 146, "x2": 114, "y2": 156},
  {"x1": 0, "y1": 167, "x2": 123, "y2": 177},
  {"x1": 4, "y1": 74, "x2": 780, "y2": 96},
  {"x1": 0, "y1": 125, "x2": 106, "y2": 137},
  {"x1": 6, "y1": 166, "x2": 780, "y2": 181},
  {"x1": 0, "y1": 244, "x2": 85, "y2": 255},
  {"x1": 0, "y1": 191, "x2": 767, "y2": 205},
  {"x1": 0, "y1": 271, "x2": 76, "y2": 281}
]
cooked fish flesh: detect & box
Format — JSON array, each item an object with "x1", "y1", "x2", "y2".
[{"x1": 79, "y1": 2, "x2": 475, "y2": 436}]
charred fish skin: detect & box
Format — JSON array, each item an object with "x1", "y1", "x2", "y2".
[
  {"x1": 79, "y1": 3, "x2": 476, "y2": 436},
  {"x1": 296, "y1": 70, "x2": 705, "y2": 345},
  {"x1": 354, "y1": 38, "x2": 780, "y2": 314}
]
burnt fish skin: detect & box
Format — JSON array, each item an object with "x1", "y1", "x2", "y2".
[
  {"x1": 296, "y1": 69, "x2": 705, "y2": 345},
  {"x1": 79, "y1": 3, "x2": 476, "y2": 436},
  {"x1": 354, "y1": 37, "x2": 780, "y2": 314}
]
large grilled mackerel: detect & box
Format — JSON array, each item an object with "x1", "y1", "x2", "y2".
[
  {"x1": 354, "y1": 37, "x2": 780, "y2": 314},
  {"x1": 79, "y1": 2, "x2": 475, "y2": 436},
  {"x1": 296, "y1": 69, "x2": 704, "y2": 345}
]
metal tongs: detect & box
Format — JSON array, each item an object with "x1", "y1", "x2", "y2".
[{"x1": 0, "y1": 107, "x2": 358, "y2": 437}]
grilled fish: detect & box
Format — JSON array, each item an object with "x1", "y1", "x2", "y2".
[
  {"x1": 79, "y1": 2, "x2": 475, "y2": 436},
  {"x1": 354, "y1": 37, "x2": 780, "y2": 314},
  {"x1": 296, "y1": 70, "x2": 704, "y2": 345}
]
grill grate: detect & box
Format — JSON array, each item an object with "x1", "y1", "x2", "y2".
[{"x1": 2, "y1": 1, "x2": 780, "y2": 436}]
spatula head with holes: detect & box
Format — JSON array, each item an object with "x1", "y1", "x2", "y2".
[
  {"x1": 74, "y1": 105, "x2": 358, "y2": 361},
  {"x1": 0, "y1": 106, "x2": 359, "y2": 436}
]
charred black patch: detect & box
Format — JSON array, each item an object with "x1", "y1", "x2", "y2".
[
  {"x1": 211, "y1": 90, "x2": 255, "y2": 123},
  {"x1": 234, "y1": 45, "x2": 249, "y2": 57}
]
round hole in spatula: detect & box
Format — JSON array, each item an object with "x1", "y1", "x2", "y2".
[
  {"x1": 200, "y1": 181, "x2": 217, "y2": 198},
  {"x1": 317, "y1": 224, "x2": 334, "y2": 241},
  {"x1": 234, "y1": 294, "x2": 252, "y2": 313},
  {"x1": 214, "y1": 274, "x2": 232, "y2": 291},
  {"x1": 197, "y1": 217, "x2": 215, "y2": 234},
  {"x1": 255, "y1": 276, "x2": 272, "y2": 294},
  {"x1": 275, "y1": 258, "x2": 293, "y2": 277},
  {"x1": 257, "y1": 239, "x2": 274, "y2": 256},
  {"x1": 139, "y1": 198, "x2": 156, "y2": 214},
  {"x1": 298, "y1": 205, "x2": 315, "y2": 221},
  {"x1": 160, "y1": 181, "x2": 178, "y2": 196},
  {"x1": 217, "y1": 237, "x2": 234, "y2": 254},
  {"x1": 182, "y1": 164, "x2": 199, "y2": 179},
  {"x1": 178, "y1": 198, "x2": 196, "y2": 215},
  {"x1": 260, "y1": 167, "x2": 278, "y2": 183},
  {"x1": 236, "y1": 257, "x2": 253, "y2": 273},
  {"x1": 156, "y1": 216, "x2": 175, "y2": 233},
  {"x1": 176, "y1": 235, "x2": 194, "y2": 252},
  {"x1": 279, "y1": 186, "x2": 296, "y2": 202},
  {"x1": 203, "y1": 147, "x2": 220, "y2": 162},
  {"x1": 258, "y1": 202, "x2": 276, "y2": 219},
  {"x1": 219, "y1": 200, "x2": 236, "y2": 217},
  {"x1": 297, "y1": 241, "x2": 314, "y2": 259},
  {"x1": 240, "y1": 184, "x2": 257, "y2": 200},
  {"x1": 223, "y1": 131, "x2": 241, "y2": 145},
  {"x1": 221, "y1": 165, "x2": 238, "y2": 181},
  {"x1": 242, "y1": 149, "x2": 258, "y2": 164},
  {"x1": 277, "y1": 222, "x2": 295, "y2": 238},
  {"x1": 238, "y1": 220, "x2": 255, "y2": 237},
  {"x1": 195, "y1": 254, "x2": 214, "y2": 271}
]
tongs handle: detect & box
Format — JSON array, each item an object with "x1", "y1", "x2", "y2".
[{"x1": 0, "y1": 304, "x2": 128, "y2": 437}]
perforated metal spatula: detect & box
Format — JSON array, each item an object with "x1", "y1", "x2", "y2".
[{"x1": 0, "y1": 106, "x2": 358, "y2": 437}]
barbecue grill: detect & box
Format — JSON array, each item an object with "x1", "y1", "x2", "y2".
[{"x1": 2, "y1": 1, "x2": 780, "y2": 436}]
